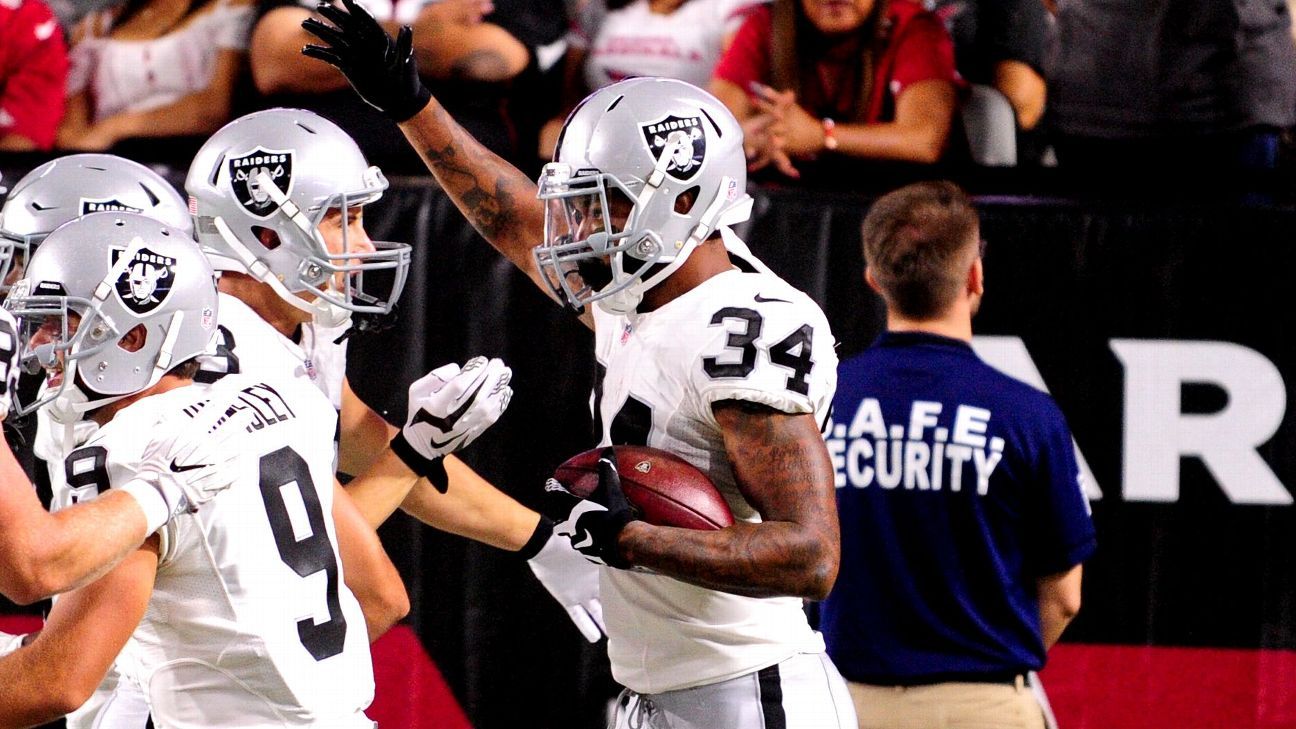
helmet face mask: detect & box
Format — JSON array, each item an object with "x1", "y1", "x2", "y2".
[
  {"x1": 187, "y1": 110, "x2": 412, "y2": 327},
  {"x1": 4, "y1": 213, "x2": 219, "y2": 422},
  {"x1": 533, "y1": 78, "x2": 754, "y2": 316},
  {"x1": 535, "y1": 164, "x2": 660, "y2": 311},
  {"x1": 0, "y1": 154, "x2": 193, "y2": 293}
]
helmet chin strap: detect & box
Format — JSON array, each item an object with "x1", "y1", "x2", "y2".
[{"x1": 211, "y1": 215, "x2": 351, "y2": 328}]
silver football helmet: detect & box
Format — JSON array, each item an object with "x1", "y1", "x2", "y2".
[
  {"x1": 0, "y1": 154, "x2": 192, "y2": 292},
  {"x1": 185, "y1": 108, "x2": 411, "y2": 328},
  {"x1": 4, "y1": 213, "x2": 219, "y2": 422},
  {"x1": 535, "y1": 78, "x2": 754, "y2": 315}
]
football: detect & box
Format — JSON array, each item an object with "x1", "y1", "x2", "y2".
[{"x1": 553, "y1": 445, "x2": 735, "y2": 530}]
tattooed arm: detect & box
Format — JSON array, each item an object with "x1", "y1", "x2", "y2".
[
  {"x1": 614, "y1": 401, "x2": 840, "y2": 600},
  {"x1": 399, "y1": 105, "x2": 547, "y2": 286}
]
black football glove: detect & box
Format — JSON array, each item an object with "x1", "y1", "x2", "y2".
[
  {"x1": 301, "y1": 0, "x2": 432, "y2": 122},
  {"x1": 542, "y1": 447, "x2": 636, "y2": 569}
]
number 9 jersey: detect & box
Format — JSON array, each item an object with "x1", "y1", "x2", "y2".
[
  {"x1": 63, "y1": 373, "x2": 374, "y2": 727},
  {"x1": 590, "y1": 230, "x2": 839, "y2": 694}
]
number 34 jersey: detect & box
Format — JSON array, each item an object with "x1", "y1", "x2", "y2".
[
  {"x1": 591, "y1": 242, "x2": 839, "y2": 694},
  {"x1": 63, "y1": 374, "x2": 373, "y2": 728}
]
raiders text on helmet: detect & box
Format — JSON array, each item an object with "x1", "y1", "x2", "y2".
[
  {"x1": 534, "y1": 78, "x2": 754, "y2": 315},
  {"x1": 4, "y1": 213, "x2": 219, "y2": 422},
  {"x1": 185, "y1": 108, "x2": 412, "y2": 328},
  {"x1": 0, "y1": 154, "x2": 192, "y2": 291}
]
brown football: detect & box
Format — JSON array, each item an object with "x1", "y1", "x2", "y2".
[{"x1": 553, "y1": 445, "x2": 735, "y2": 530}]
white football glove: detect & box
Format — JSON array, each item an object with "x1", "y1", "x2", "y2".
[
  {"x1": 522, "y1": 519, "x2": 606, "y2": 643},
  {"x1": 390, "y1": 356, "x2": 512, "y2": 492},
  {"x1": 118, "y1": 400, "x2": 253, "y2": 533},
  {"x1": 0, "y1": 307, "x2": 20, "y2": 420}
]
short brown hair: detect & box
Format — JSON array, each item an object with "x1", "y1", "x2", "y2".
[
  {"x1": 168, "y1": 358, "x2": 202, "y2": 381},
  {"x1": 861, "y1": 181, "x2": 979, "y2": 320}
]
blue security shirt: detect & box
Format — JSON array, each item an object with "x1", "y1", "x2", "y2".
[{"x1": 821, "y1": 331, "x2": 1096, "y2": 684}]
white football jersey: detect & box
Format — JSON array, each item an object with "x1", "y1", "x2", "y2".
[
  {"x1": 61, "y1": 374, "x2": 373, "y2": 728},
  {"x1": 197, "y1": 291, "x2": 349, "y2": 412},
  {"x1": 591, "y1": 232, "x2": 838, "y2": 693},
  {"x1": 47, "y1": 291, "x2": 352, "y2": 728}
]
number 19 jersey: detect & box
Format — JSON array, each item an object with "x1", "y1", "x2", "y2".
[
  {"x1": 591, "y1": 233, "x2": 839, "y2": 694},
  {"x1": 69, "y1": 374, "x2": 373, "y2": 728}
]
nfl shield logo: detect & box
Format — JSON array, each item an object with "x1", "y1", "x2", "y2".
[
  {"x1": 111, "y1": 244, "x2": 176, "y2": 314},
  {"x1": 640, "y1": 115, "x2": 706, "y2": 181},
  {"x1": 228, "y1": 147, "x2": 294, "y2": 219}
]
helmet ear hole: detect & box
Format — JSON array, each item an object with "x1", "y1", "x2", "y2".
[
  {"x1": 675, "y1": 186, "x2": 700, "y2": 215},
  {"x1": 117, "y1": 323, "x2": 148, "y2": 353},
  {"x1": 252, "y1": 226, "x2": 282, "y2": 251}
]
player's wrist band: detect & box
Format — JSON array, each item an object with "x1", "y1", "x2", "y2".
[
  {"x1": 119, "y1": 478, "x2": 172, "y2": 534},
  {"x1": 517, "y1": 516, "x2": 555, "y2": 560},
  {"x1": 389, "y1": 433, "x2": 450, "y2": 493}
]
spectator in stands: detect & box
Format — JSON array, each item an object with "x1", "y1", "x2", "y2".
[
  {"x1": 711, "y1": 0, "x2": 959, "y2": 180},
  {"x1": 1048, "y1": 0, "x2": 1296, "y2": 185},
  {"x1": 0, "y1": 0, "x2": 68, "y2": 151},
  {"x1": 55, "y1": 0, "x2": 254, "y2": 154},
  {"x1": 927, "y1": 0, "x2": 1048, "y2": 162},
  {"x1": 824, "y1": 181, "x2": 1095, "y2": 729},
  {"x1": 250, "y1": 0, "x2": 543, "y2": 172},
  {"x1": 537, "y1": 0, "x2": 767, "y2": 158}
]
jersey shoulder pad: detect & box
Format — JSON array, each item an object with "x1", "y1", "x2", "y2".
[{"x1": 682, "y1": 271, "x2": 837, "y2": 416}]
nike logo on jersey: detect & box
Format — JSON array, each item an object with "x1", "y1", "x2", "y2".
[
  {"x1": 170, "y1": 459, "x2": 209, "y2": 473},
  {"x1": 34, "y1": 19, "x2": 57, "y2": 40},
  {"x1": 754, "y1": 293, "x2": 791, "y2": 304}
]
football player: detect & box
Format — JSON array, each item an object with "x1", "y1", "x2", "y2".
[
  {"x1": 0, "y1": 156, "x2": 225, "y2": 606},
  {"x1": 6, "y1": 129, "x2": 505, "y2": 721},
  {"x1": 186, "y1": 107, "x2": 606, "y2": 643},
  {"x1": 303, "y1": 6, "x2": 857, "y2": 725},
  {"x1": 0, "y1": 154, "x2": 193, "y2": 293},
  {"x1": 0, "y1": 212, "x2": 431, "y2": 727}
]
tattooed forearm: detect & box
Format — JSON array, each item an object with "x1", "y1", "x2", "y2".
[
  {"x1": 402, "y1": 101, "x2": 545, "y2": 267},
  {"x1": 616, "y1": 402, "x2": 841, "y2": 600}
]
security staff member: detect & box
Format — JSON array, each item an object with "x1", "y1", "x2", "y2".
[{"x1": 822, "y1": 181, "x2": 1096, "y2": 729}]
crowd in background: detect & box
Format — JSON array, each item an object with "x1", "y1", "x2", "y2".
[{"x1": 2, "y1": 0, "x2": 1295, "y2": 189}]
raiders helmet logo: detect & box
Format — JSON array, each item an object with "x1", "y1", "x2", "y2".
[
  {"x1": 640, "y1": 115, "x2": 706, "y2": 181},
  {"x1": 111, "y1": 245, "x2": 176, "y2": 314},
  {"x1": 228, "y1": 147, "x2": 294, "y2": 219},
  {"x1": 80, "y1": 198, "x2": 143, "y2": 215}
]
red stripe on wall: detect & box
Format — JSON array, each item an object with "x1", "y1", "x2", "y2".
[
  {"x1": 1041, "y1": 644, "x2": 1296, "y2": 729},
  {"x1": 368, "y1": 625, "x2": 473, "y2": 728}
]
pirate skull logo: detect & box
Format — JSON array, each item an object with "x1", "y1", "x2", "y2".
[
  {"x1": 228, "y1": 147, "x2": 294, "y2": 219},
  {"x1": 640, "y1": 115, "x2": 706, "y2": 181},
  {"x1": 112, "y1": 244, "x2": 176, "y2": 314}
]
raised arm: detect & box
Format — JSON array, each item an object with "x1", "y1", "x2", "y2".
[{"x1": 299, "y1": 0, "x2": 547, "y2": 289}]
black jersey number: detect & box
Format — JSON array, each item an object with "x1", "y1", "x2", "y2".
[
  {"x1": 195, "y1": 325, "x2": 240, "y2": 384},
  {"x1": 702, "y1": 308, "x2": 815, "y2": 395},
  {"x1": 63, "y1": 446, "x2": 110, "y2": 503},
  {"x1": 591, "y1": 362, "x2": 656, "y2": 447},
  {"x1": 258, "y1": 446, "x2": 347, "y2": 661}
]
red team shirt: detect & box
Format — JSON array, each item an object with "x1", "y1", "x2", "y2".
[
  {"x1": 713, "y1": 0, "x2": 957, "y2": 123},
  {"x1": 0, "y1": 0, "x2": 67, "y2": 149}
]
